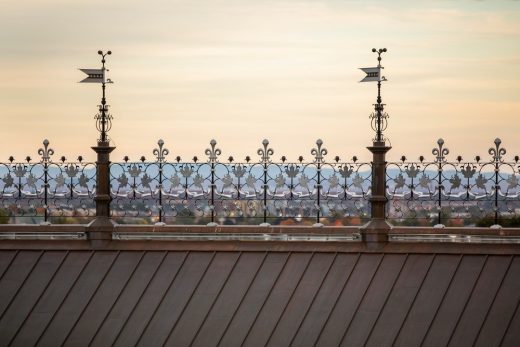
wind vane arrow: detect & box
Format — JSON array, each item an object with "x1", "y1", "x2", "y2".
[
  {"x1": 79, "y1": 68, "x2": 113, "y2": 83},
  {"x1": 359, "y1": 67, "x2": 386, "y2": 82}
]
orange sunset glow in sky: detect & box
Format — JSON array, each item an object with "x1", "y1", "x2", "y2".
[{"x1": 1, "y1": 0, "x2": 520, "y2": 163}]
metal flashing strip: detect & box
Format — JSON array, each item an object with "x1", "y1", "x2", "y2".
[
  {"x1": 389, "y1": 234, "x2": 520, "y2": 244},
  {"x1": 113, "y1": 232, "x2": 361, "y2": 242},
  {"x1": 0, "y1": 232, "x2": 88, "y2": 240}
]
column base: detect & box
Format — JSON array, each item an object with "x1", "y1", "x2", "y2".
[
  {"x1": 87, "y1": 217, "x2": 116, "y2": 248},
  {"x1": 359, "y1": 218, "x2": 392, "y2": 244}
]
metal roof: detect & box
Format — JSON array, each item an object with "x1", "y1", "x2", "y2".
[{"x1": 0, "y1": 249, "x2": 519, "y2": 346}]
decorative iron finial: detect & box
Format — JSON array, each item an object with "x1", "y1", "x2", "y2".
[
  {"x1": 489, "y1": 138, "x2": 506, "y2": 163},
  {"x1": 80, "y1": 50, "x2": 113, "y2": 143},
  {"x1": 361, "y1": 48, "x2": 389, "y2": 143},
  {"x1": 257, "y1": 139, "x2": 274, "y2": 163},
  {"x1": 205, "y1": 139, "x2": 222, "y2": 163},
  {"x1": 311, "y1": 139, "x2": 328, "y2": 163},
  {"x1": 38, "y1": 139, "x2": 54, "y2": 163},
  {"x1": 153, "y1": 139, "x2": 169, "y2": 163},
  {"x1": 432, "y1": 138, "x2": 449, "y2": 163}
]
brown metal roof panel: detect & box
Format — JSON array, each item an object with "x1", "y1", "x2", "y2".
[
  {"x1": 0, "y1": 250, "x2": 17, "y2": 279},
  {"x1": 501, "y1": 303, "x2": 520, "y2": 347},
  {"x1": 0, "y1": 251, "x2": 42, "y2": 317},
  {"x1": 242, "y1": 252, "x2": 313, "y2": 347},
  {"x1": 266, "y1": 253, "x2": 336, "y2": 347},
  {"x1": 0, "y1": 251, "x2": 66, "y2": 346},
  {"x1": 474, "y1": 257, "x2": 520, "y2": 347},
  {"x1": 162, "y1": 252, "x2": 240, "y2": 347},
  {"x1": 421, "y1": 255, "x2": 487, "y2": 347},
  {"x1": 340, "y1": 254, "x2": 407, "y2": 346},
  {"x1": 218, "y1": 252, "x2": 289, "y2": 346},
  {"x1": 364, "y1": 254, "x2": 434, "y2": 347},
  {"x1": 64, "y1": 251, "x2": 145, "y2": 346},
  {"x1": 393, "y1": 254, "x2": 461, "y2": 347},
  {"x1": 291, "y1": 253, "x2": 359, "y2": 347},
  {"x1": 134, "y1": 251, "x2": 217, "y2": 346},
  {"x1": 315, "y1": 254, "x2": 383, "y2": 347},
  {"x1": 111, "y1": 251, "x2": 188, "y2": 347},
  {"x1": 89, "y1": 251, "x2": 167, "y2": 346},
  {"x1": 36, "y1": 251, "x2": 118, "y2": 346},
  {"x1": 190, "y1": 252, "x2": 266, "y2": 347},
  {"x1": 9, "y1": 251, "x2": 92, "y2": 347},
  {"x1": 449, "y1": 255, "x2": 512, "y2": 347}
]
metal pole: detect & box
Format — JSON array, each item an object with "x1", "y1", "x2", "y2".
[
  {"x1": 89, "y1": 50, "x2": 116, "y2": 244},
  {"x1": 263, "y1": 162, "x2": 267, "y2": 224},
  {"x1": 361, "y1": 48, "x2": 391, "y2": 245},
  {"x1": 159, "y1": 161, "x2": 163, "y2": 223},
  {"x1": 316, "y1": 162, "x2": 321, "y2": 224}
]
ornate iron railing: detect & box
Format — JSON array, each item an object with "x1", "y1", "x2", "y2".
[
  {"x1": 0, "y1": 140, "x2": 96, "y2": 223},
  {"x1": 110, "y1": 139, "x2": 371, "y2": 225},
  {"x1": 386, "y1": 138, "x2": 520, "y2": 227},
  {"x1": 1, "y1": 138, "x2": 519, "y2": 227}
]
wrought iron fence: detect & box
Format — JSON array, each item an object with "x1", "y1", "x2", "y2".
[
  {"x1": 0, "y1": 140, "x2": 96, "y2": 223},
  {"x1": 1, "y1": 138, "x2": 519, "y2": 227},
  {"x1": 110, "y1": 139, "x2": 371, "y2": 226},
  {"x1": 386, "y1": 138, "x2": 520, "y2": 227}
]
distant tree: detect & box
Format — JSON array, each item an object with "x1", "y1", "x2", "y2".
[{"x1": 0, "y1": 209, "x2": 9, "y2": 224}]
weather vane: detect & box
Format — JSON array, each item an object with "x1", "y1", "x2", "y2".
[
  {"x1": 79, "y1": 50, "x2": 114, "y2": 144},
  {"x1": 360, "y1": 48, "x2": 388, "y2": 143}
]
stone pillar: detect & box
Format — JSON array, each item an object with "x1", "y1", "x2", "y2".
[
  {"x1": 360, "y1": 141, "x2": 392, "y2": 244},
  {"x1": 88, "y1": 140, "x2": 116, "y2": 245}
]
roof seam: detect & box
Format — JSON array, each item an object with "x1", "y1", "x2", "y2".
[
  {"x1": 312, "y1": 253, "x2": 362, "y2": 347},
  {"x1": 111, "y1": 251, "x2": 169, "y2": 346},
  {"x1": 240, "y1": 252, "x2": 291, "y2": 347},
  {"x1": 390, "y1": 254, "x2": 435, "y2": 346},
  {"x1": 288, "y1": 252, "x2": 339, "y2": 346},
  {"x1": 162, "y1": 251, "x2": 217, "y2": 346},
  {"x1": 133, "y1": 251, "x2": 190, "y2": 346},
  {"x1": 265, "y1": 252, "x2": 315, "y2": 346},
  {"x1": 215, "y1": 252, "x2": 269, "y2": 347},
  {"x1": 418, "y1": 254, "x2": 463, "y2": 347},
  {"x1": 87, "y1": 251, "x2": 146, "y2": 347},
  {"x1": 472, "y1": 255, "x2": 514, "y2": 346},
  {"x1": 446, "y1": 255, "x2": 489, "y2": 346},
  {"x1": 189, "y1": 252, "x2": 243, "y2": 347},
  {"x1": 337, "y1": 254, "x2": 385, "y2": 346},
  {"x1": 362, "y1": 254, "x2": 409, "y2": 347},
  {"x1": 499, "y1": 292, "x2": 520, "y2": 346},
  {"x1": 62, "y1": 251, "x2": 120, "y2": 346},
  {"x1": 0, "y1": 250, "x2": 44, "y2": 321},
  {"x1": 34, "y1": 251, "x2": 95, "y2": 346},
  {"x1": 8, "y1": 250, "x2": 69, "y2": 346},
  {"x1": 0, "y1": 250, "x2": 18, "y2": 282}
]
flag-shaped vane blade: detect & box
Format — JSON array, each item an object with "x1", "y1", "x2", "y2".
[
  {"x1": 359, "y1": 67, "x2": 381, "y2": 82},
  {"x1": 79, "y1": 68, "x2": 104, "y2": 83}
]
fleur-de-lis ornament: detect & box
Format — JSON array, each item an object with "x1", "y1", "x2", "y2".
[
  {"x1": 205, "y1": 139, "x2": 221, "y2": 163},
  {"x1": 257, "y1": 139, "x2": 274, "y2": 164},
  {"x1": 153, "y1": 139, "x2": 169, "y2": 163},
  {"x1": 38, "y1": 139, "x2": 54, "y2": 163},
  {"x1": 489, "y1": 138, "x2": 506, "y2": 163},
  {"x1": 311, "y1": 139, "x2": 328, "y2": 164},
  {"x1": 432, "y1": 138, "x2": 449, "y2": 163}
]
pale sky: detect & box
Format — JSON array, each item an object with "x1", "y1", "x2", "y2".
[{"x1": 1, "y1": 0, "x2": 520, "y2": 163}]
